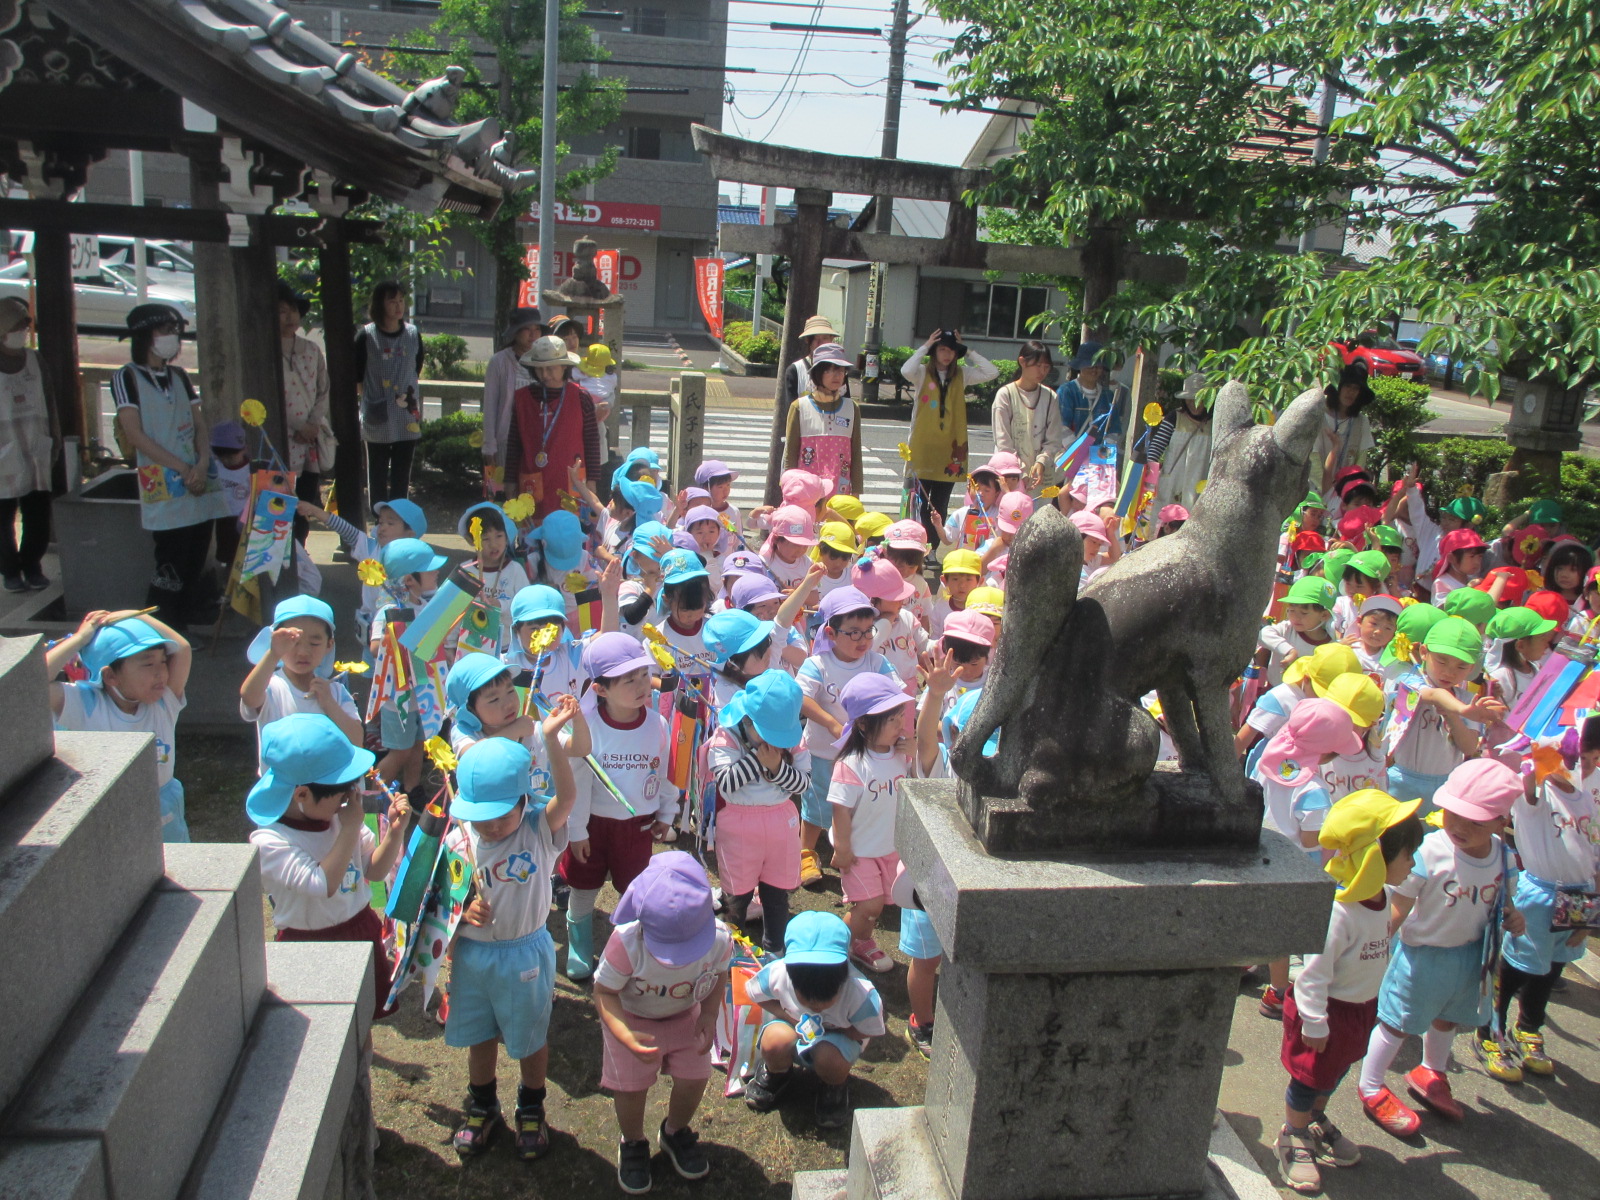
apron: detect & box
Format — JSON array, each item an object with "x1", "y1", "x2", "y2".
[
  {"x1": 359, "y1": 323, "x2": 422, "y2": 444},
  {"x1": 909, "y1": 363, "x2": 967, "y2": 481},
  {"x1": 1152, "y1": 410, "x2": 1212, "y2": 514},
  {"x1": 796, "y1": 393, "x2": 855, "y2": 495},
  {"x1": 0, "y1": 350, "x2": 52, "y2": 498},
  {"x1": 282, "y1": 335, "x2": 337, "y2": 473},
  {"x1": 512, "y1": 380, "x2": 588, "y2": 519},
  {"x1": 126, "y1": 365, "x2": 229, "y2": 531}
]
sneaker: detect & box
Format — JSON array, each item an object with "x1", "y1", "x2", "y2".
[
  {"x1": 23, "y1": 570, "x2": 47, "y2": 590},
  {"x1": 799, "y1": 849, "x2": 824, "y2": 886},
  {"x1": 1512, "y1": 1028, "x2": 1555, "y2": 1076},
  {"x1": 659, "y1": 826, "x2": 679, "y2": 843},
  {"x1": 815, "y1": 1080, "x2": 851, "y2": 1130},
  {"x1": 1361, "y1": 1087, "x2": 1421, "y2": 1137},
  {"x1": 1274, "y1": 1125, "x2": 1321, "y2": 1194},
  {"x1": 553, "y1": 877, "x2": 571, "y2": 912},
  {"x1": 907, "y1": 1014, "x2": 934, "y2": 1060},
  {"x1": 1259, "y1": 986, "x2": 1285, "y2": 1020},
  {"x1": 1307, "y1": 1117, "x2": 1361, "y2": 1167},
  {"x1": 513, "y1": 1103, "x2": 551, "y2": 1161},
  {"x1": 1, "y1": 575, "x2": 23, "y2": 594},
  {"x1": 1405, "y1": 1066, "x2": 1464, "y2": 1121},
  {"x1": 617, "y1": 1137, "x2": 653, "y2": 1194},
  {"x1": 1475, "y1": 1036, "x2": 1523, "y2": 1084},
  {"x1": 658, "y1": 1121, "x2": 710, "y2": 1180},
  {"x1": 743, "y1": 1061, "x2": 791, "y2": 1113},
  {"x1": 452, "y1": 1097, "x2": 502, "y2": 1157},
  {"x1": 850, "y1": 939, "x2": 894, "y2": 974}
]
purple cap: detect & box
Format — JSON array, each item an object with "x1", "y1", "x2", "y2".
[
  {"x1": 721, "y1": 551, "x2": 768, "y2": 582},
  {"x1": 695, "y1": 460, "x2": 739, "y2": 486},
  {"x1": 732, "y1": 572, "x2": 783, "y2": 609},
  {"x1": 210, "y1": 419, "x2": 246, "y2": 451},
  {"x1": 670, "y1": 530, "x2": 700, "y2": 553},
  {"x1": 682, "y1": 505, "x2": 722, "y2": 529},
  {"x1": 581, "y1": 631, "x2": 656, "y2": 681},
  {"x1": 830, "y1": 673, "x2": 912, "y2": 751},
  {"x1": 612, "y1": 851, "x2": 717, "y2": 967},
  {"x1": 682, "y1": 487, "x2": 712, "y2": 505},
  {"x1": 816, "y1": 585, "x2": 874, "y2": 627}
]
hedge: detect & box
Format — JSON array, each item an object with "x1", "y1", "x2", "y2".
[
  {"x1": 721, "y1": 320, "x2": 779, "y2": 366},
  {"x1": 417, "y1": 410, "x2": 484, "y2": 482}
]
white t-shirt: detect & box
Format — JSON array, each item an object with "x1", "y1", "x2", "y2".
[
  {"x1": 1292, "y1": 893, "x2": 1393, "y2": 1038},
  {"x1": 745, "y1": 959, "x2": 886, "y2": 1037},
  {"x1": 215, "y1": 458, "x2": 251, "y2": 517},
  {"x1": 1257, "y1": 772, "x2": 1332, "y2": 846},
  {"x1": 1387, "y1": 672, "x2": 1475, "y2": 777},
  {"x1": 572, "y1": 695, "x2": 678, "y2": 839},
  {"x1": 815, "y1": 569, "x2": 853, "y2": 603},
  {"x1": 873, "y1": 609, "x2": 928, "y2": 687},
  {"x1": 1353, "y1": 641, "x2": 1386, "y2": 676},
  {"x1": 447, "y1": 803, "x2": 567, "y2": 942},
  {"x1": 250, "y1": 815, "x2": 375, "y2": 930},
  {"x1": 795, "y1": 650, "x2": 903, "y2": 753},
  {"x1": 828, "y1": 747, "x2": 909, "y2": 858},
  {"x1": 762, "y1": 547, "x2": 813, "y2": 589},
  {"x1": 908, "y1": 573, "x2": 934, "y2": 632},
  {"x1": 1394, "y1": 828, "x2": 1511, "y2": 948},
  {"x1": 1515, "y1": 773, "x2": 1600, "y2": 886},
  {"x1": 1258, "y1": 621, "x2": 1332, "y2": 688},
  {"x1": 240, "y1": 671, "x2": 359, "y2": 772},
  {"x1": 1331, "y1": 594, "x2": 1359, "y2": 640},
  {"x1": 617, "y1": 579, "x2": 653, "y2": 641},
  {"x1": 1431, "y1": 574, "x2": 1465, "y2": 603},
  {"x1": 594, "y1": 918, "x2": 735, "y2": 1019},
  {"x1": 57, "y1": 683, "x2": 183, "y2": 787},
  {"x1": 1322, "y1": 746, "x2": 1385, "y2": 802},
  {"x1": 1245, "y1": 683, "x2": 1301, "y2": 737},
  {"x1": 930, "y1": 597, "x2": 960, "y2": 639}
]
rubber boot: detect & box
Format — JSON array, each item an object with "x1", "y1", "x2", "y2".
[{"x1": 566, "y1": 912, "x2": 595, "y2": 981}]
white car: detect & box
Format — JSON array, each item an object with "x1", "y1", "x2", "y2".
[{"x1": 0, "y1": 258, "x2": 197, "y2": 334}]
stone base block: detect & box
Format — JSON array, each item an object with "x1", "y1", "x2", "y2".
[
  {"x1": 0, "y1": 1138, "x2": 108, "y2": 1200},
  {"x1": 791, "y1": 1168, "x2": 848, "y2": 1200},
  {"x1": 162, "y1": 842, "x2": 268, "y2": 1037},
  {"x1": 0, "y1": 635, "x2": 53, "y2": 799}
]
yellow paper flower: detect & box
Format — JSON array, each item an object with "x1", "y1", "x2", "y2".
[
  {"x1": 528, "y1": 624, "x2": 561, "y2": 655},
  {"x1": 563, "y1": 570, "x2": 587, "y2": 593},
  {"x1": 1527, "y1": 569, "x2": 1545, "y2": 589},
  {"x1": 897, "y1": 442, "x2": 913, "y2": 462},
  {"x1": 1390, "y1": 631, "x2": 1413, "y2": 661},
  {"x1": 333, "y1": 660, "x2": 370, "y2": 675},
  {"x1": 1195, "y1": 480, "x2": 1208, "y2": 495},
  {"x1": 1142, "y1": 401, "x2": 1164, "y2": 427},
  {"x1": 239, "y1": 398, "x2": 267, "y2": 427},
  {"x1": 1353, "y1": 593, "x2": 1367, "y2": 608},
  {"x1": 406, "y1": 422, "x2": 421, "y2": 434},
  {"x1": 1398, "y1": 596, "x2": 1419, "y2": 607},
  {"x1": 648, "y1": 642, "x2": 675, "y2": 671},
  {"x1": 1456, "y1": 484, "x2": 1475, "y2": 498},
  {"x1": 1039, "y1": 485, "x2": 1061, "y2": 498},
  {"x1": 503, "y1": 494, "x2": 536, "y2": 524},
  {"x1": 357, "y1": 558, "x2": 387, "y2": 586},
  {"x1": 468, "y1": 430, "x2": 484, "y2": 449},
  {"x1": 640, "y1": 623, "x2": 668, "y2": 646},
  {"x1": 424, "y1": 736, "x2": 458, "y2": 773},
  {"x1": 469, "y1": 516, "x2": 484, "y2": 555},
  {"x1": 1518, "y1": 535, "x2": 1543, "y2": 560}
]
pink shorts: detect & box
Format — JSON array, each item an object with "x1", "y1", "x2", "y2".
[
  {"x1": 715, "y1": 802, "x2": 801, "y2": 895},
  {"x1": 600, "y1": 1004, "x2": 712, "y2": 1092},
  {"x1": 841, "y1": 851, "x2": 900, "y2": 904}
]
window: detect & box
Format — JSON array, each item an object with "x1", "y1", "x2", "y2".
[
  {"x1": 626, "y1": 127, "x2": 662, "y2": 160},
  {"x1": 636, "y1": 7, "x2": 668, "y2": 36},
  {"x1": 918, "y1": 277, "x2": 1050, "y2": 342}
]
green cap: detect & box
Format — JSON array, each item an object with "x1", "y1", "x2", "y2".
[
  {"x1": 1443, "y1": 496, "x2": 1487, "y2": 523},
  {"x1": 1440, "y1": 586, "x2": 1496, "y2": 629},
  {"x1": 1371, "y1": 524, "x2": 1404, "y2": 549},
  {"x1": 1486, "y1": 605, "x2": 1558, "y2": 641},
  {"x1": 1301, "y1": 551, "x2": 1325, "y2": 573},
  {"x1": 1285, "y1": 576, "x2": 1336, "y2": 609},
  {"x1": 1302, "y1": 491, "x2": 1325, "y2": 509},
  {"x1": 1528, "y1": 499, "x2": 1564, "y2": 526},
  {"x1": 1381, "y1": 603, "x2": 1449, "y2": 666},
  {"x1": 1423, "y1": 615, "x2": 1485, "y2": 666},
  {"x1": 1322, "y1": 547, "x2": 1357, "y2": 588},
  {"x1": 1345, "y1": 549, "x2": 1391, "y2": 584}
]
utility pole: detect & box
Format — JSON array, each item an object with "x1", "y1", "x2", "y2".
[
  {"x1": 537, "y1": 0, "x2": 560, "y2": 301},
  {"x1": 1296, "y1": 70, "x2": 1338, "y2": 256},
  {"x1": 859, "y1": 0, "x2": 910, "y2": 403}
]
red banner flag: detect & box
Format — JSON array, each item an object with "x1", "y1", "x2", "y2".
[
  {"x1": 517, "y1": 245, "x2": 540, "y2": 308},
  {"x1": 694, "y1": 257, "x2": 725, "y2": 340},
  {"x1": 595, "y1": 249, "x2": 620, "y2": 293}
]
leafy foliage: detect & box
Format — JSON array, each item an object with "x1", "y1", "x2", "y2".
[
  {"x1": 721, "y1": 321, "x2": 781, "y2": 365},
  {"x1": 1364, "y1": 376, "x2": 1436, "y2": 479},
  {"x1": 421, "y1": 333, "x2": 472, "y2": 380},
  {"x1": 277, "y1": 199, "x2": 459, "y2": 324},
  {"x1": 418, "y1": 410, "x2": 485, "y2": 481}
]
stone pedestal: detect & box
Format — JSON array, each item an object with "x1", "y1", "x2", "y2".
[{"x1": 803, "y1": 779, "x2": 1332, "y2": 1200}]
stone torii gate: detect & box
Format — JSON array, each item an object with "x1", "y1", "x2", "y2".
[{"x1": 690, "y1": 125, "x2": 1188, "y2": 503}]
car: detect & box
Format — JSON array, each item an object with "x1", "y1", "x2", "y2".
[
  {"x1": 96, "y1": 237, "x2": 196, "y2": 291},
  {"x1": 0, "y1": 258, "x2": 196, "y2": 334},
  {"x1": 1329, "y1": 333, "x2": 1428, "y2": 382}
]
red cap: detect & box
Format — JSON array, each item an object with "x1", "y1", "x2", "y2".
[
  {"x1": 1439, "y1": 528, "x2": 1487, "y2": 557},
  {"x1": 1526, "y1": 590, "x2": 1569, "y2": 626},
  {"x1": 1476, "y1": 566, "x2": 1530, "y2": 607}
]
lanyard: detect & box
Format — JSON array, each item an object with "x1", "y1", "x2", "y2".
[{"x1": 535, "y1": 384, "x2": 567, "y2": 468}]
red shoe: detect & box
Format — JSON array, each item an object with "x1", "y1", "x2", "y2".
[
  {"x1": 1405, "y1": 1066, "x2": 1464, "y2": 1121},
  {"x1": 1361, "y1": 1087, "x2": 1422, "y2": 1137},
  {"x1": 1258, "y1": 986, "x2": 1285, "y2": 1020}
]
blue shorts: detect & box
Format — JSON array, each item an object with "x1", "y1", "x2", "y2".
[
  {"x1": 1377, "y1": 939, "x2": 1488, "y2": 1035},
  {"x1": 159, "y1": 778, "x2": 189, "y2": 844},
  {"x1": 759, "y1": 1018, "x2": 863, "y2": 1067},
  {"x1": 899, "y1": 908, "x2": 943, "y2": 960},
  {"x1": 445, "y1": 928, "x2": 556, "y2": 1059},
  {"x1": 1386, "y1": 765, "x2": 1450, "y2": 812},
  {"x1": 1503, "y1": 873, "x2": 1590, "y2": 976},
  {"x1": 380, "y1": 706, "x2": 423, "y2": 751},
  {"x1": 801, "y1": 756, "x2": 835, "y2": 828}
]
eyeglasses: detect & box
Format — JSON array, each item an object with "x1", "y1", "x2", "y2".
[{"x1": 835, "y1": 627, "x2": 875, "y2": 642}]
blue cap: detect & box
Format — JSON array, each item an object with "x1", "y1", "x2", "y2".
[
  {"x1": 531, "y1": 509, "x2": 585, "y2": 572},
  {"x1": 703, "y1": 609, "x2": 775, "y2": 665},
  {"x1": 246, "y1": 713, "x2": 377, "y2": 826},
  {"x1": 720, "y1": 669, "x2": 803, "y2": 749},
  {"x1": 943, "y1": 686, "x2": 999, "y2": 757},
  {"x1": 511, "y1": 584, "x2": 567, "y2": 626},
  {"x1": 660, "y1": 548, "x2": 709, "y2": 586},
  {"x1": 621, "y1": 445, "x2": 660, "y2": 474},
  {"x1": 374, "y1": 498, "x2": 427, "y2": 536},
  {"x1": 456, "y1": 501, "x2": 511, "y2": 543},
  {"x1": 453, "y1": 737, "x2": 533, "y2": 822},
  {"x1": 246, "y1": 595, "x2": 338, "y2": 673},
  {"x1": 617, "y1": 476, "x2": 665, "y2": 523},
  {"x1": 784, "y1": 910, "x2": 851, "y2": 966},
  {"x1": 80, "y1": 618, "x2": 178, "y2": 677},
  {"x1": 381, "y1": 537, "x2": 448, "y2": 578},
  {"x1": 1070, "y1": 340, "x2": 1105, "y2": 370},
  {"x1": 630, "y1": 521, "x2": 674, "y2": 564},
  {"x1": 445, "y1": 652, "x2": 513, "y2": 738}
]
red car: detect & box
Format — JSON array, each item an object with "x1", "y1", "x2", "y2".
[{"x1": 1330, "y1": 334, "x2": 1428, "y2": 381}]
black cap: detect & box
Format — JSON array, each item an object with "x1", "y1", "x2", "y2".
[{"x1": 121, "y1": 302, "x2": 187, "y2": 338}]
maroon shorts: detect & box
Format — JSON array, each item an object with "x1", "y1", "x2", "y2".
[
  {"x1": 278, "y1": 904, "x2": 396, "y2": 1021},
  {"x1": 560, "y1": 813, "x2": 656, "y2": 894},
  {"x1": 1281, "y1": 984, "x2": 1379, "y2": 1091}
]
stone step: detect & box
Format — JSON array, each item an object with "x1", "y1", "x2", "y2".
[
  {"x1": 0, "y1": 1139, "x2": 108, "y2": 1200},
  {"x1": 0, "y1": 635, "x2": 56, "y2": 801},
  {"x1": 160, "y1": 842, "x2": 268, "y2": 1037},
  {"x1": 0, "y1": 731, "x2": 162, "y2": 1113},
  {"x1": 3, "y1": 881, "x2": 259, "y2": 1200}
]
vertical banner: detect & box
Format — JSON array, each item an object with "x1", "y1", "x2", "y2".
[
  {"x1": 595, "y1": 248, "x2": 620, "y2": 293},
  {"x1": 694, "y1": 257, "x2": 725, "y2": 340},
  {"x1": 517, "y1": 245, "x2": 540, "y2": 308}
]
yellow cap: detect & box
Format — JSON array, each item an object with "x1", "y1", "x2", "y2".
[
  {"x1": 1321, "y1": 672, "x2": 1384, "y2": 729},
  {"x1": 1319, "y1": 789, "x2": 1422, "y2": 902},
  {"x1": 967, "y1": 585, "x2": 1005, "y2": 617},
  {"x1": 1282, "y1": 642, "x2": 1360, "y2": 691},
  {"x1": 856, "y1": 511, "x2": 893, "y2": 539},
  {"x1": 579, "y1": 343, "x2": 614, "y2": 377},
  {"x1": 826, "y1": 494, "x2": 865, "y2": 523},
  {"x1": 817, "y1": 521, "x2": 859, "y2": 556},
  {"x1": 941, "y1": 549, "x2": 983, "y2": 577}
]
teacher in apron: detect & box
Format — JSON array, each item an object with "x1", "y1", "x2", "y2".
[
  {"x1": 505, "y1": 335, "x2": 601, "y2": 520},
  {"x1": 111, "y1": 303, "x2": 230, "y2": 631},
  {"x1": 901, "y1": 327, "x2": 998, "y2": 545},
  {"x1": 0, "y1": 298, "x2": 58, "y2": 593},
  {"x1": 354, "y1": 281, "x2": 423, "y2": 503}
]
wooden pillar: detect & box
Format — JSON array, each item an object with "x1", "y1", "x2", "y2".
[
  {"x1": 31, "y1": 230, "x2": 80, "y2": 492},
  {"x1": 764, "y1": 187, "x2": 832, "y2": 504},
  {"x1": 319, "y1": 228, "x2": 364, "y2": 526}
]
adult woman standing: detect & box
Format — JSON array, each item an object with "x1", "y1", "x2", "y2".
[
  {"x1": 506, "y1": 335, "x2": 601, "y2": 520},
  {"x1": 353, "y1": 281, "x2": 423, "y2": 503},
  {"x1": 112, "y1": 303, "x2": 229, "y2": 630},
  {"x1": 277, "y1": 284, "x2": 335, "y2": 542},
  {"x1": 901, "y1": 327, "x2": 997, "y2": 543},
  {"x1": 1148, "y1": 372, "x2": 1214, "y2": 516},
  {"x1": 481, "y1": 306, "x2": 544, "y2": 498},
  {"x1": 0, "y1": 298, "x2": 58, "y2": 592},
  {"x1": 990, "y1": 340, "x2": 1063, "y2": 493},
  {"x1": 1322, "y1": 363, "x2": 1376, "y2": 494}
]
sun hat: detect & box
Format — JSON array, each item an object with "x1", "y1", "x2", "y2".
[
  {"x1": 0, "y1": 296, "x2": 29, "y2": 334},
  {"x1": 80, "y1": 617, "x2": 180, "y2": 678},
  {"x1": 1158, "y1": 503, "x2": 1189, "y2": 525},
  {"x1": 1528, "y1": 499, "x2": 1564, "y2": 526},
  {"x1": 984, "y1": 451, "x2": 1025, "y2": 478},
  {"x1": 807, "y1": 342, "x2": 852, "y2": 382},
  {"x1": 934, "y1": 329, "x2": 969, "y2": 359},
  {"x1": 1176, "y1": 372, "x2": 1207, "y2": 402},
  {"x1": 942, "y1": 609, "x2": 996, "y2": 647},
  {"x1": 1525, "y1": 590, "x2": 1570, "y2": 627},
  {"x1": 246, "y1": 713, "x2": 376, "y2": 827},
  {"x1": 1321, "y1": 673, "x2": 1385, "y2": 729},
  {"x1": 209, "y1": 419, "x2": 246, "y2": 452},
  {"x1": 1433, "y1": 758, "x2": 1521, "y2": 823},
  {"x1": 720, "y1": 551, "x2": 770, "y2": 584},
  {"x1": 720, "y1": 669, "x2": 804, "y2": 749},
  {"x1": 528, "y1": 509, "x2": 585, "y2": 572},
  {"x1": 1257, "y1": 699, "x2": 1363, "y2": 787},
  {"x1": 1439, "y1": 586, "x2": 1496, "y2": 629},
  {"x1": 779, "y1": 469, "x2": 831, "y2": 508},
  {"x1": 1334, "y1": 466, "x2": 1376, "y2": 502},
  {"x1": 1069, "y1": 340, "x2": 1104, "y2": 371},
  {"x1": 941, "y1": 549, "x2": 983, "y2": 577},
  {"x1": 511, "y1": 584, "x2": 567, "y2": 626},
  {"x1": 885, "y1": 519, "x2": 930, "y2": 551},
  {"x1": 1282, "y1": 643, "x2": 1360, "y2": 691},
  {"x1": 1422, "y1": 615, "x2": 1484, "y2": 665},
  {"x1": 610, "y1": 851, "x2": 718, "y2": 967},
  {"x1": 1067, "y1": 508, "x2": 1106, "y2": 545},
  {"x1": 703, "y1": 609, "x2": 775, "y2": 665},
  {"x1": 998, "y1": 493, "x2": 1035, "y2": 535},
  {"x1": 578, "y1": 343, "x2": 614, "y2": 377},
  {"x1": 446, "y1": 652, "x2": 514, "y2": 737},
  {"x1": 852, "y1": 554, "x2": 916, "y2": 602},
  {"x1": 1371, "y1": 524, "x2": 1404, "y2": 549},
  {"x1": 1319, "y1": 789, "x2": 1423, "y2": 903},
  {"x1": 380, "y1": 537, "x2": 448, "y2": 577},
  {"x1": 784, "y1": 910, "x2": 851, "y2": 966},
  {"x1": 1302, "y1": 552, "x2": 1325, "y2": 573},
  {"x1": 1486, "y1": 605, "x2": 1558, "y2": 642},
  {"x1": 817, "y1": 521, "x2": 859, "y2": 556},
  {"x1": 629, "y1": 520, "x2": 674, "y2": 565},
  {"x1": 457, "y1": 501, "x2": 512, "y2": 543},
  {"x1": 660, "y1": 548, "x2": 709, "y2": 587},
  {"x1": 1510, "y1": 524, "x2": 1554, "y2": 567},
  {"x1": 694, "y1": 459, "x2": 738, "y2": 486},
  {"x1": 967, "y1": 585, "x2": 1004, "y2": 618},
  {"x1": 670, "y1": 530, "x2": 699, "y2": 554},
  {"x1": 801, "y1": 315, "x2": 840, "y2": 341},
  {"x1": 1476, "y1": 566, "x2": 1531, "y2": 608},
  {"x1": 1381, "y1": 602, "x2": 1448, "y2": 666},
  {"x1": 617, "y1": 445, "x2": 661, "y2": 482},
  {"x1": 831, "y1": 673, "x2": 914, "y2": 752},
  {"x1": 616, "y1": 476, "x2": 666, "y2": 523},
  {"x1": 373, "y1": 498, "x2": 427, "y2": 535},
  {"x1": 682, "y1": 504, "x2": 723, "y2": 531},
  {"x1": 769, "y1": 504, "x2": 818, "y2": 546},
  {"x1": 451, "y1": 737, "x2": 536, "y2": 822},
  {"x1": 731, "y1": 572, "x2": 783, "y2": 610},
  {"x1": 1358, "y1": 594, "x2": 1404, "y2": 618},
  {"x1": 1320, "y1": 547, "x2": 1356, "y2": 587},
  {"x1": 500, "y1": 306, "x2": 544, "y2": 343},
  {"x1": 856, "y1": 512, "x2": 893, "y2": 540},
  {"x1": 1284, "y1": 576, "x2": 1336, "y2": 609},
  {"x1": 582, "y1": 631, "x2": 657, "y2": 681},
  {"x1": 825, "y1": 494, "x2": 865, "y2": 524},
  {"x1": 246, "y1": 595, "x2": 337, "y2": 673},
  {"x1": 1344, "y1": 549, "x2": 1390, "y2": 584},
  {"x1": 519, "y1": 333, "x2": 580, "y2": 369}
]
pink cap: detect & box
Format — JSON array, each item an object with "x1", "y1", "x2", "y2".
[
  {"x1": 852, "y1": 555, "x2": 916, "y2": 602},
  {"x1": 996, "y1": 492, "x2": 1035, "y2": 534},
  {"x1": 1433, "y1": 759, "x2": 1521, "y2": 823},
  {"x1": 768, "y1": 504, "x2": 818, "y2": 545},
  {"x1": 984, "y1": 451, "x2": 1024, "y2": 477},
  {"x1": 1158, "y1": 503, "x2": 1189, "y2": 524},
  {"x1": 1257, "y1": 699, "x2": 1362, "y2": 787},
  {"x1": 779, "y1": 469, "x2": 831, "y2": 508},
  {"x1": 942, "y1": 609, "x2": 995, "y2": 647},
  {"x1": 1069, "y1": 509, "x2": 1108, "y2": 544},
  {"x1": 1068, "y1": 480, "x2": 1089, "y2": 503},
  {"x1": 885, "y1": 520, "x2": 930, "y2": 550}
]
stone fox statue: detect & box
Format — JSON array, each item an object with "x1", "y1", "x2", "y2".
[{"x1": 954, "y1": 382, "x2": 1326, "y2": 847}]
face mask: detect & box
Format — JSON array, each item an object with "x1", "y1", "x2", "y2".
[
  {"x1": 152, "y1": 334, "x2": 181, "y2": 361},
  {"x1": 2, "y1": 331, "x2": 26, "y2": 350}
]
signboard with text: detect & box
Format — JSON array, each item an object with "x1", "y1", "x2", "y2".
[
  {"x1": 694, "y1": 257, "x2": 724, "y2": 340},
  {"x1": 522, "y1": 202, "x2": 662, "y2": 232}
]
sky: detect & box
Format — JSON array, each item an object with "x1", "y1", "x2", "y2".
[{"x1": 716, "y1": 0, "x2": 993, "y2": 209}]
